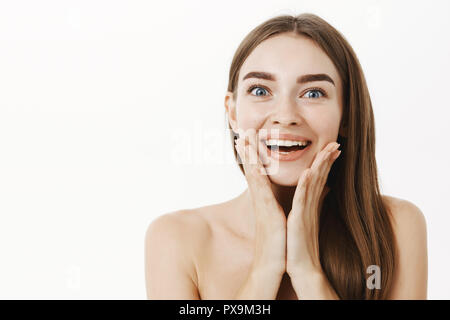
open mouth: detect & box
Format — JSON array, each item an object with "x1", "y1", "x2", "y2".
[{"x1": 264, "y1": 141, "x2": 312, "y2": 154}]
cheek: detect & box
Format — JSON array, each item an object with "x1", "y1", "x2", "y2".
[
  {"x1": 314, "y1": 117, "x2": 340, "y2": 137},
  {"x1": 236, "y1": 104, "x2": 267, "y2": 129},
  {"x1": 309, "y1": 107, "x2": 341, "y2": 146}
]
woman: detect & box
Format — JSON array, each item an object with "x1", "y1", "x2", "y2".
[{"x1": 145, "y1": 13, "x2": 427, "y2": 300}]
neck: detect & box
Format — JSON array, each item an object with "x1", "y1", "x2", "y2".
[
  {"x1": 270, "y1": 183, "x2": 297, "y2": 217},
  {"x1": 238, "y1": 181, "x2": 330, "y2": 240},
  {"x1": 270, "y1": 182, "x2": 330, "y2": 217}
]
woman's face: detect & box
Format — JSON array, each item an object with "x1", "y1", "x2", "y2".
[{"x1": 225, "y1": 33, "x2": 344, "y2": 186}]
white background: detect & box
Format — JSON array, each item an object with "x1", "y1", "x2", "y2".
[{"x1": 0, "y1": 0, "x2": 449, "y2": 299}]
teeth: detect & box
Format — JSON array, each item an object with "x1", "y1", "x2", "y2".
[{"x1": 264, "y1": 139, "x2": 310, "y2": 147}]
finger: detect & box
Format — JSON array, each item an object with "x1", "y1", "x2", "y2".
[
  {"x1": 247, "y1": 130, "x2": 260, "y2": 168},
  {"x1": 310, "y1": 142, "x2": 339, "y2": 171},
  {"x1": 332, "y1": 149, "x2": 342, "y2": 161},
  {"x1": 308, "y1": 143, "x2": 339, "y2": 204},
  {"x1": 236, "y1": 130, "x2": 261, "y2": 173},
  {"x1": 306, "y1": 157, "x2": 326, "y2": 211},
  {"x1": 314, "y1": 151, "x2": 333, "y2": 195},
  {"x1": 235, "y1": 131, "x2": 275, "y2": 204},
  {"x1": 253, "y1": 129, "x2": 271, "y2": 166},
  {"x1": 249, "y1": 130, "x2": 270, "y2": 172},
  {"x1": 319, "y1": 145, "x2": 341, "y2": 181},
  {"x1": 310, "y1": 147, "x2": 340, "y2": 204},
  {"x1": 292, "y1": 168, "x2": 312, "y2": 214},
  {"x1": 319, "y1": 148, "x2": 341, "y2": 190},
  {"x1": 247, "y1": 131, "x2": 275, "y2": 199},
  {"x1": 324, "y1": 148, "x2": 341, "y2": 175}
]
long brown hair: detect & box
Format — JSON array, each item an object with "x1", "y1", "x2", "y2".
[{"x1": 225, "y1": 13, "x2": 397, "y2": 299}]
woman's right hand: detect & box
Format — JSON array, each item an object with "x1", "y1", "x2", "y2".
[{"x1": 235, "y1": 129, "x2": 287, "y2": 277}]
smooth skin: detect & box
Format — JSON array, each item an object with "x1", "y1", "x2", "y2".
[{"x1": 145, "y1": 33, "x2": 427, "y2": 299}]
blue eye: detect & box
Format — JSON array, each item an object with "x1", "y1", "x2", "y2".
[
  {"x1": 303, "y1": 88, "x2": 326, "y2": 99},
  {"x1": 247, "y1": 85, "x2": 269, "y2": 97},
  {"x1": 246, "y1": 84, "x2": 327, "y2": 99}
]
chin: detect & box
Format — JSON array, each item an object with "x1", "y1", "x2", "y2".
[{"x1": 265, "y1": 165, "x2": 302, "y2": 186}]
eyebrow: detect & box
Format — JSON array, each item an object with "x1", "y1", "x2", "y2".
[{"x1": 242, "y1": 71, "x2": 335, "y2": 86}]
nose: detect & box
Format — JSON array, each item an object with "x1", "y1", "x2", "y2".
[{"x1": 270, "y1": 96, "x2": 302, "y2": 126}]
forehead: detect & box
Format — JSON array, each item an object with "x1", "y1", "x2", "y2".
[{"x1": 239, "y1": 33, "x2": 340, "y2": 86}]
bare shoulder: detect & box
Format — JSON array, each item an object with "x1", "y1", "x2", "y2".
[
  {"x1": 145, "y1": 208, "x2": 212, "y2": 259},
  {"x1": 145, "y1": 200, "x2": 231, "y2": 262},
  {"x1": 146, "y1": 209, "x2": 211, "y2": 235},
  {"x1": 144, "y1": 208, "x2": 213, "y2": 299},
  {"x1": 381, "y1": 195, "x2": 427, "y2": 230},
  {"x1": 381, "y1": 194, "x2": 428, "y2": 299}
]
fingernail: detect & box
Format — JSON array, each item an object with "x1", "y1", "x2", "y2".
[{"x1": 333, "y1": 150, "x2": 341, "y2": 159}]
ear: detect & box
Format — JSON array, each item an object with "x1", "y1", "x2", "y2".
[{"x1": 224, "y1": 91, "x2": 238, "y2": 133}]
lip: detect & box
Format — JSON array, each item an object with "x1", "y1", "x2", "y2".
[
  {"x1": 257, "y1": 132, "x2": 312, "y2": 162},
  {"x1": 264, "y1": 141, "x2": 312, "y2": 161},
  {"x1": 259, "y1": 132, "x2": 312, "y2": 142}
]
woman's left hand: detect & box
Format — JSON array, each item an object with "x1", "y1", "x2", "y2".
[{"x1": 286, "y1": 141, "x2": 341, "y2": 277}]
